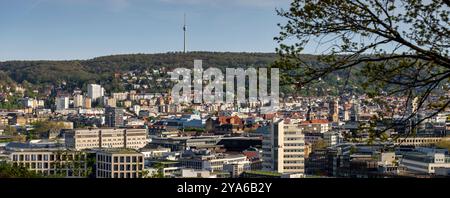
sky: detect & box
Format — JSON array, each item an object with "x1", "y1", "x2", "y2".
[{"x1": 0, "y1": 0, "x2": 292, "y2": 61}]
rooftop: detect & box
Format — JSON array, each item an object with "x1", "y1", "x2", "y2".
[
  {"x1": 244, "y1": 170, "x2": 282, "y2": 177},
  {"x1": 95, "y1": 148, "x2": 141, "y2": 155}
]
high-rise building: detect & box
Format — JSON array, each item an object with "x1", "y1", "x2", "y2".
[
  {"x1": 87, "y1": 84, "x2": 104, "y2": 101},
  {"x1": 55, "y1": 96, "x2": 69, "y2": 110},
  {"x1": 105, "y1": 107, "x2": 124, "y2": 127},
  {"x1": 351, "y1": 96, "x2": 360, "y2": 122},
  {"x1": 74, "y1": 94, "x2": 84, "y2": 108},
  {"x1": 262, "y1": 118, "x2": 305, "y2": 174},
  {"x1": 84, "y1": 97, "x2": 92, "y2": 109}
]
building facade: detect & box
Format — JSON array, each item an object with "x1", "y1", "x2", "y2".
[
  {"x1": 65, "y1": 128, "x2": 148, "y2": 150},
  {"x1": 105, "y1": 107, "x2": 124, "y2": 127},
  {"x1": 95, "y1": 149, "x2": 145, "y2": 178},
  {"x1": 87, "y1": 84, "x2": 104, "y2": 101},
  {"x1": 9, "y1": 150, "x2": 89, "y2": 177},
  {"x1": 263, "y1": 119, "x2": 305, "y2": 174}
]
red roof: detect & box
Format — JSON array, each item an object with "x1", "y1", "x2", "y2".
[
  {"x1": 300, "y1": 119, "x2": 329, "y2": 125},
  {"x1": 217, "y1": 115, "x2": 242, "y2": 125}
]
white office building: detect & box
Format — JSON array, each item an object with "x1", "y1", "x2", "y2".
[
  {"x1": 262, "y1": 118, "x2": 305, "y2": 174},
  {"x1": 87, "y1": 84, "x2": 104, "y2": 101},
  {"x1": 400, "y1": 151, "x2": 450, "y2": 174}
]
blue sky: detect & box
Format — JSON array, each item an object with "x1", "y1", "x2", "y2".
[{"x1": 0, "y1": 0, "x2": 291, "y2": 61}]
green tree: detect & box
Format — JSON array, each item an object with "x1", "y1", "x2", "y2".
[
  {"x1": 313, "y1": 139, "x2": 327, "y2": 150},
  {"x1": 275, "y1": 0, "x2": 450, "y2": 139},
  {"x1": 0, "y1": 162, "x2": 43, "y2": 178},
  {"x1": 151, "y1": 163, "x2": 165, "y2": 178},
  {"x1": 30, "y1": 121, "x2": 65, "y2": 139}
]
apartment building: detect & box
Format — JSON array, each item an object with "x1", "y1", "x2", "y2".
[
  {"x1": 95, "y1": 149, "x2": 145, "y2": 178},
  {"x1": 87, "y1": 84, "x2": 104, "y2": 101},
  {"x1": 263, "y1": 118, "x2": 305, "y2": 174},
  {"x1": 65, "y1": 128, "x2": 148, "y2": 150}
]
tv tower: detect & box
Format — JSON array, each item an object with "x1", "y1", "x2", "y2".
[{"x1": 183, "y1": 13, "x2": 187, "y2": 53}]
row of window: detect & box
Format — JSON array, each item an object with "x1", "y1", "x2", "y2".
[
  {"x1": 12, "y1": 154, "x2": 86, "y2": 162},
  {"x1": 13, "y1": 162, "x2": 87, "y2": 170},
  {"x1": 283, "y1": 166, "x2": 304, "y2": 170},
  {"x1": 77, "y1": 137, "x2": 146, "y2": 143},
  {"x1": 284, "y1": 149, "x2": 304, "y2": 153},
  {"x1": 283, "y1": 160, "x2": 304, "y2": 164},
  {"x1": 284, "y1": 143, "x2": 305, "y2": 147}
]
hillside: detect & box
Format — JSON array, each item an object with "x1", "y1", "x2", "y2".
[
  {"x1": 0, "y1": 52, "x2": 282, "y2": 84},
  {"x1": 0, "y1": 52, "x2": 360, "y2": 96}
]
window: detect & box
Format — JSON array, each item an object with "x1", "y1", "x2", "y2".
[{"x1": 114, "y1": 156, "x2": 119, "y2": 163}]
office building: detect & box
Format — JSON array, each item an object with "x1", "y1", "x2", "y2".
[
  {"x1": 95, "y1": 149, "x2": 144, "y2": 178},
  {"x1": 105, "y1": 107, "x2": 124, "y2": 127},
  {"x1": 262, "y1": 118, "x2": 305, "y2": 174},
  {"x1": 65, "y1": 128, "x2": 148, "y2": 150},
  {"x1": 180, "y1": 150, "x2": 249, "y2": 172},
  {"x1": 400, "y1": 151, "x2": 450, "y2": 174},
  {"x1": 9, "y1": 150, "x2": 89, "y2": 177}
]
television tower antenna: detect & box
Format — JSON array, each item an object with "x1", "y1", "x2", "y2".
[{"x1": 183, "y1": 13, "x2": 187, "y2": 53}]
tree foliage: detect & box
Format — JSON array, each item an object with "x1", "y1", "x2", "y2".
[
  {"x1": 0, "y1": 162, "x2": 43, "y2": 178},
  {"x1": 275, "y1": 0, "x2": 450, "y2": 138}
]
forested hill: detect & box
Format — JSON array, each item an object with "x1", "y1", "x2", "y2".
[
  {"x1": 0, "y1": 52, "x2": 359, "y2": 96},
  {"x1": 0, "y1": 52, "x2": 290, "y2": 85}
]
